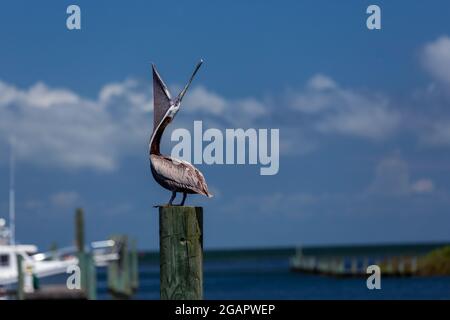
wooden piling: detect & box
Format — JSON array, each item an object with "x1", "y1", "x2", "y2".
[
  {"x1": 74, "y1": 208, "x2": 96, "y2": 300},
  {"x1": 107, "y1": 235, "x2": 133, "y2": 299},
  {"x1": 75, "y1": 208, "x2": 85, "y2": 252},
  {"x1": 77, "y1": 252, "x2": 97, "y2": 300},
  {"x1": 159, "y1": 206, "x2": 203, "y2": 300},
  {"x1": 16, "y1": 254, "x2": 24, "y2": 300}
]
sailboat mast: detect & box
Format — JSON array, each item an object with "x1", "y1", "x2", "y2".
[{"x1": 9, "y1": 140, "x2": 15, "y2": 246}]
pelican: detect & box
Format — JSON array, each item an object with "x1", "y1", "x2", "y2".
[{"x1": 149, "y1": 60, "x2": 213, "y2": 206}]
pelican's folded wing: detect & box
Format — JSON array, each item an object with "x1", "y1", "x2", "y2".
[{"x1": 151, "y1": 155, "x2": 212, "y2": 197}]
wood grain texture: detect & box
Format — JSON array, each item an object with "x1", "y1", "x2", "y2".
[{"x1": 159, "y1": 206, "x2": 203, "y2": 300}]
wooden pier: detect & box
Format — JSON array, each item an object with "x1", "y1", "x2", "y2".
[
  {"x1": 290, "y1": 243, "x2": 449, "y2": 277},
  {"x1": 11, "y1": 208, "x2": 139, "y2": 300}
]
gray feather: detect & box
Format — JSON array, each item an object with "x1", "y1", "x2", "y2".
[{"x1": 150, "y1": 154, "x2": 212, "y2": 197}]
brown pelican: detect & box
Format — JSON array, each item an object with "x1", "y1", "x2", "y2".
[{"x1": 149, "y1": 60, "x2": 213, "y2": 206}]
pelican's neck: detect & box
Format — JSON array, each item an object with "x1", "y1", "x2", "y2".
[{"x1": 150, "y1": 117, "x2": 170, "y2": 155}]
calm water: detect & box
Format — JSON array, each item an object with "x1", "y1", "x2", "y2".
[{"x1": 95, "y1": 254, "x2": 450, "y2": 300}]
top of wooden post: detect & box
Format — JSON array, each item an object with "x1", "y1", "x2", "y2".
[
  {"x1": 75, "y1": 208, "x2": 85, "y2": 253},
  {"x1": 154, "y1": 205, "x2": 203, "y2": 209}
]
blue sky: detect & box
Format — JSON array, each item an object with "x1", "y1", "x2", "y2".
[{"x1": 1, "y1": 1, "x2": 450, "y2": 250}]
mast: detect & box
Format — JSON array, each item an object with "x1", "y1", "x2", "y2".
[{"x1": 9, "y1": 138, "x2": 15, "y2": 246}]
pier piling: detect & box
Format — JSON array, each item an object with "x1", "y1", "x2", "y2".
[
  {"x1": 16, "y1": 254, "x2": 24, "y2": 300},
  {"x1": 75, "y1": 208, "x2": 96, "y2": 300},
  {"x1": 75, "y1": 208, "x2": 85, "y2": 252},
  {"x1": 159, "y1": 206, "x2": 203, "y2": 300},
  {"x1": 107, "y1": 235, "x2": 133, "y2": 298}
]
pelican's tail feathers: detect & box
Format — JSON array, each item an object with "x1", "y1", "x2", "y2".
[{"x1": 201, "y1": 185, "x2": 213, "y2": 198}]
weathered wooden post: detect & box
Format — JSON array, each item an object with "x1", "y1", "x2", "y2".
[
  {"x1": 16, "y1": 254, "x2": 24, "y2": 300},
  {"x1": 50, "y1": 241, "x2": 58, "y2": 260},
  {"x1": 159, "y1": 206, "x2": 203, "y2": 300},
  {"x1": 107, "y1": 235, "x2": 135, "y2": 299},
  {"x1": 75, "y1": 208, "x2": 84, "y2": 252},
  {"x1": 75, "y1": 208, "x2": 97, "y2": 300}
]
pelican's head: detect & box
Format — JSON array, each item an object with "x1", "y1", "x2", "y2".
[
  {"x1": 160, "y1": 59, "x2": 204, "y2": 123},
  {"x1": 166, "y1": 101, "x2": 181, "y2": 121}
]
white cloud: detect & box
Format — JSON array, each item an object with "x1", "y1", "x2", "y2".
[
  {"x1": 3, "y1": 38, "x2": 450, "y2": 173},
  {"x1": 411, "y1": 179, "x2": 434, "y2": 194},
  {"x1": 222, "y1": 191, "x2": 318, "y2": 217},
  {"x1": 421, "y1": 120, "x2": 450, "y2": 147},
  {"x1": 368, "y1": 153, "x2": 435, "y2": 196},
  {"x1": 24, "y1": 200, "x2": 44, "y2": 210},
  {"x1": 0, "y1": 77, "x2": 273, "y2": 171},
  {"x1": 183, "y1": 86, "x2": 268, "y2": 126},
  {"x1": 307, "y1": 74, "x2": 337, "y2": 91},
  {"x1": 0, "y1": 79, "x2": 151, "y2": 171},
  {"x1": 422, "y1": 36, "x2": 450, "y2": 87},
  {"x1": 50, "y1": 191, "x2": 80, "y2": 208},
  {"x1": 368, "y1": 154, "x2": 411, "y2": 195},
  {"x1": 415, "y1": 36, "x2": 450, "y2": 147},
  {"x1": 278, "y1": 128, "x2": 318, "y2": 156},
  {"x1": 316, "y1": 99, "x2": 399, "y2": 140},
  {"x1": 24, "y1": 83, "x2": 80, "y2": 109},
  {"x1": 290, "y1": 74, "x2": 400, "y2": 140},
  {"x1": 183, "y1": 86, "x2": 226, "y2": 115},
  {"x1": 0, "y1": 73, "x2": 403, "y2": 173},
  {"x1": 236, "y1": 98, "x2": 267, "y2": 117},
  {"x1": 99, "y1": 78, "x2": 152, "y2": 111},
  {"x1": 0, "y1": 82, "x2": 80, "y2": 109}
]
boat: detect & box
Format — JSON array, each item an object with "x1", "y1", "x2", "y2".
[
  {"x1": 0, "y1": 219, "x2": 121, "y2": 299},
  {"x1": 0, "y1": 145, "x2": 120, "y2": 298}
]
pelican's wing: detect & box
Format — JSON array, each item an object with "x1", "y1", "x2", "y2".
[
  {"x1": 152, "y1": 64, "x2": 172, "y2": 130},
  {"x1": 151, "y1": 155, "x2": 212, "y2": 197}
]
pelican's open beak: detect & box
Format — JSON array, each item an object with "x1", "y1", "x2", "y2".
[{"x1": 176, "y1": 59, "x2": 204, "y2": 104}]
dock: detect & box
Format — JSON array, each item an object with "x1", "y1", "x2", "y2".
[
  {"x1": 290, "y1": 242, "x2": 450, "y2": 277},
  {"x1": 22, "y1": 285, "x2": 87, "y2": 300},
  {"x1": 5, "y1": 208, "x2": 139, "y2": 300}
]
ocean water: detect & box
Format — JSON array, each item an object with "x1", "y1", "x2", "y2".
[{"x1": 95, "y1": 253, "x2": 450, "y2": 300}]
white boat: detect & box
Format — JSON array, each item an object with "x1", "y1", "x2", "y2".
[
  {"x1": 0, "y1": 145, "x2": 120, "y2": 297},
  {"x1": 0, "y1": 219, "x2": 78, "y2": 287},
  {"x1": 0, "y1": 145, "x2": 81, "y2": 289},
  {"x1": 0, "y1": 244, "x2": 78, "y2": 287}
]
